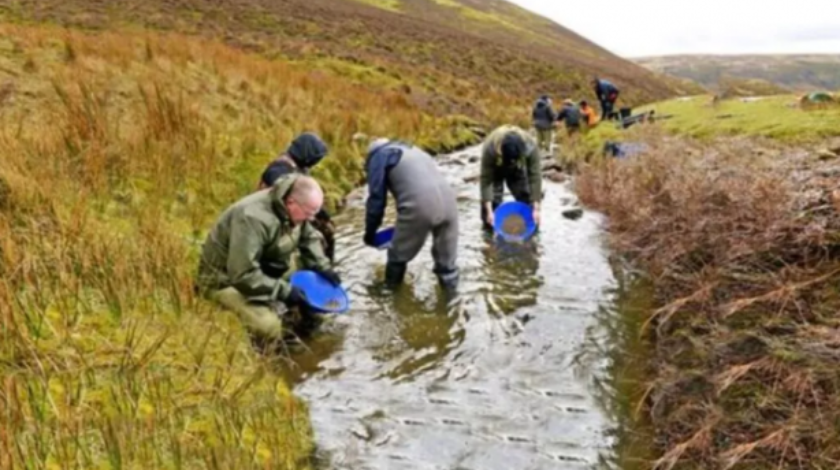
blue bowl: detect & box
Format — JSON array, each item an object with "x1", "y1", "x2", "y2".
[
  {"x1": 289, "y1": 270, "x2": 350, "y2": 314},
  {"x1": 493, "y1": 201, "x2": 537, "y2": 242},
  {"x1": 373, "y1": 226, "x2": 395, "y2": 250}
]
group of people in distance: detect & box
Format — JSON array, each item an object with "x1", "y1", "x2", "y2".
[{"x1": 532, "y1": 76, "x2": 620, "y2": 152}]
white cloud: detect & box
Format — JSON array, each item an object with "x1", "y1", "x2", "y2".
[{"x1": 506, "y1": 0, "x2": 840, "y2": 56}]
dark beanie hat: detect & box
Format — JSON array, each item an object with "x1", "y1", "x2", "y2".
[
  {"x1": 500, "y1": 132, "x2": 526, "y2": 165},
  {"x1": 287, "y1": 132, "x2": 328, "y2": 168}
]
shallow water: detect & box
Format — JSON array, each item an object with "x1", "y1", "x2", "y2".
[{"x1": 281, "y1": 146, "x2": 649, "y2": 469}]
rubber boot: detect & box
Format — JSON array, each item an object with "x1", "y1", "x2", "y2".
[
  {"x1": 435, "y1": 266, "x2": 460, "y2": 299},
  {"x1": 384, "y1": 261, "x2": 408, "y2": 288}
]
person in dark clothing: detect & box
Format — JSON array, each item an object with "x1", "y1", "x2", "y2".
[
  {"x1": 479, "y1": 125, "x2": 542, "y2": 231},
  {"x1": 592, "y1": 78, "x2": 620, "y2": 120},
  {"x1": 257, "y1": 132, "x2": 337, "y2": 263},
  {"x1": 556, "y1": 99, "x2": 583, "y2": 136},
  {"x1": 363, "y1": 139, "x2": 460, "y2": 292},
  {"x1": 531, "y1": 95, "x2": 556, "y2": 153}
]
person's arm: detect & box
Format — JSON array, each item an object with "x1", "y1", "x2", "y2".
[
  {"x1": 299, "y1": 221, "x2": 332, "y2": 272},
  {"x1": 226, "y1": 211, "x2": 288, "y2": 302},
  {"x1": 480, "y1": 146, "x2": 496, "y2": 219},
  {"x1": 527, "y1": 147, "x2": 543, "y2": 206},
  {"x1": 364, "y1": 147, "x2": 403, "y2": 239}
]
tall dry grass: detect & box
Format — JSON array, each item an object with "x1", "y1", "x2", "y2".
[
  {"x1": 0, "y1": 24, "x2": 484, "y2": 468},
  {"x1": 577, "y1": 130, "x2": 840, "y2": 468}
]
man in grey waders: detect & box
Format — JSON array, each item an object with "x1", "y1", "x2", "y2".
[{"x1": 363, "y1": 139, "x2": 460, "y2": 293}]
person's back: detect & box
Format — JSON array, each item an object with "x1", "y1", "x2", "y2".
[
  {"x1": 198, "y1": 189, "x2": 275, "y2": 295},
  {"x1": 364, "y1": 141, "x2": 459, "y2": 290},
  {"x1": 595, "y1": 79, "x2": 618, "y2": 98},
  {"x1": 388, "y1": 146, "x2": 455, "y2": 215},
  {"x1": 532, "y1": 98, "x2": 556, "y2": 130},
  {"x1": 557, "y1": 102, "x2": 582, "y2": 127}
]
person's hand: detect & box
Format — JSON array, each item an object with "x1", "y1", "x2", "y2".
[
  {"x1": 284, "y1": 286, "x2": 308, "y2": 309},
  {"x1": 313, "y1": 268, "x2": 342, "y2": 286},
  {"x1": 364, "y1": 231, "x2": 377, "y2": 247},
  {"x1": 533, "y1": 206, "x2": 541, "y2": 226}
]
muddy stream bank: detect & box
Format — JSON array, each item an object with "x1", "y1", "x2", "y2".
[{"x1": 280, "y1": 145, "x2": 650, "y2": 469}]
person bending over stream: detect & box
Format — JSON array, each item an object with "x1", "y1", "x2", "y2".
[
  {"x1": 479, "y1": 125, "x2": 543, "y2": 231},
  {"x1": 363, "y1": 138, "x2": 460, "y2": 293},
  {"x1": 258, "y1": 132, "x2": 336, "y2": 263}
]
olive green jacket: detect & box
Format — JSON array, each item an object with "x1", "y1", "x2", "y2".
[
  {"x1": 196, "y1": 174, "x2": 330, "y2": 303},
  {"x1": 480, "y1": 125, "x2": 542, "y2": 203}
]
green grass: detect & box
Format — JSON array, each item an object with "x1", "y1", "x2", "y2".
[
  {"x1": 637, "y1": 94, "x2": 840, "y2": 143},
  {"x1": 349, "y1": 0, "x2": 401, "y2": 13}
]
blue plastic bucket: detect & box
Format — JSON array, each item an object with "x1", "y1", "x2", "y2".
[
  {"x1": 289, "y1": 270, "x2": 350, "y2": 314},
  {"x1": 493, "y1": 201, "x2": 537, "y2": 242},
  {"x1": 373, "y1": 226, "x2": 395, "y2": 250}
]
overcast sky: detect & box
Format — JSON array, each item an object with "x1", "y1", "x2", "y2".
[{"x1": 507, "y1": 0, "x2": 840, "y2": 57}]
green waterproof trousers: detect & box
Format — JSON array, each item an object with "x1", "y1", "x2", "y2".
[{"x1": 211, "y1": 287, "x2": 286, "y2": 343}]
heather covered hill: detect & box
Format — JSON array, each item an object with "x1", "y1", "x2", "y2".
[{"x1": 1, "y1": 0, "x2": 680, "y2": 116}]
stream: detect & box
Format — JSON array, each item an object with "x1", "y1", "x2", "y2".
[{"x1": 280, "y1": 145, "x2": 647, "y2": 469}]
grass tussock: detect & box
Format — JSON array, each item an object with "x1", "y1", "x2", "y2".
[
  {"x1": 577, "y1": 128, "x2": 840, "y2": 469},
  {"x1": 0, "y1": 24, "x2": 486, "y2": 469}
]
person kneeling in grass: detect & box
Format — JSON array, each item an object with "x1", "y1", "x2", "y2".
[{"x1": 196, "y1": 174, "x2": 341, "y2": 348}]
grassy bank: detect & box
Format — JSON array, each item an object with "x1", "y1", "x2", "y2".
[
  {"x1": 0, "y1": 24, "x2": 484, "y2": 469},
  {"x1": 636, "y1": 94, "x2": 840, "y2": 143},
  {"x1": 576, "y1": 113, "x2": 840, "y2": 467}
]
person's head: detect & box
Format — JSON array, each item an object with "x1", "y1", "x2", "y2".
[
  {"x1": 500, "y1": 132, "x2": 526, "y2": 166},
  {"x1": 284, "y1": 176, "x2": 324, "y2": 225},
  {"x1": 540, "y1": 94, "x2": 550, "y2": 101},
  {"x1": 563, "y1": 99, "x2": 574, "y2": 106},
  {"x1": 580, "y1": 100, "x2": 589, "y2": 107},
  {"x1": 287, "y1": 132, "x2": 329, "y2": 169}
]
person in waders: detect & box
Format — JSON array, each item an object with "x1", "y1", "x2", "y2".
[
  {"x1": 479, "y1": 125, "x2": 543, "y2": 231},
  {"x1": 196, "y1": 175, "x2": 341, "y2": 350},
  {"x1": 362, "y1": 138, "x2": 460, "y2": 293},
  {"x1": 531, "y1": 95, "x2": 556, "y2": 153},
  {"x1": 257, "y1": 132, "x2": 336, "y2": 264}
]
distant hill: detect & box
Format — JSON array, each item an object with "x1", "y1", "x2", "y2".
[
  {"x1": 0, "y1": 0, "x2": 680, "y2": 117},
  {"x1": 636, "y1": 54, "x2": 840, "y2": 93}
]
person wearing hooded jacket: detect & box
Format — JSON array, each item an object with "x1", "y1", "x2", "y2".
[
  {"x1": 196, "y1": 174, "x2": 340, "y2": 345},
  {"x1": 592, "y1": 77, "x2": 620, "y2": 120},
  {"x1": 479, "y1": 125, "x2": 542, "y2": 230},
  {"x1": 531, "y1": 95, "x2": 556, "y2": 153},
  {"x1": 257, "y1": 132, "x2": 336, "y2": 263},
  {"x1": 363, "y1": 138, "x2": 460, "y2": 292},
  {"x1": 556, "y1": 99, "x2": 583, "y2": 137}
]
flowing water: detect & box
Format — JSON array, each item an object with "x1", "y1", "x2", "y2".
[{"x1": 281, "y1": 146, "x2": 649, "y2": 469}]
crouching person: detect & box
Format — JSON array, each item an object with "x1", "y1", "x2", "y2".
[{"x1": 196, "y1": 174, "x2": 341, "y2": 347}]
